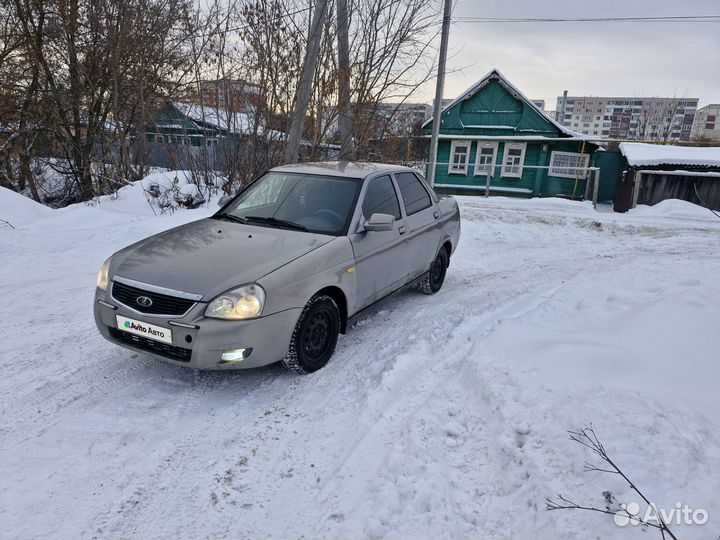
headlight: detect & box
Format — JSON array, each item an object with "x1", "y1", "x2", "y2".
[
  {"x1": 205, "y1": 284, "x2": 265, "y2": 320},
  {"x1": 97, "y1": 257, "x2": 111, "y2": 291}
]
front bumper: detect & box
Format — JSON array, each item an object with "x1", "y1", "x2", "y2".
[{"x1": 94, "y1": 289, "x2": 300, "y2": 370}]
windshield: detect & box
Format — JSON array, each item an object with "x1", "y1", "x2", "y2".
[{"x1": 219, "y1": 172, "x2": 361, "y2": 235}]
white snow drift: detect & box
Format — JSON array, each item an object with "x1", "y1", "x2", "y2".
[{"x1": 1, "y1": 181, "x2": 720, "y2": 539}]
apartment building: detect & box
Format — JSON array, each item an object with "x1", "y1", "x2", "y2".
[
  {"x1": 375, "y1": 102, "x2": 433, "y2": 135},
  {"x1": 691, "y1": 104, "x2": 720, "y2": 141},
  {"x1": 555, "y1": 95, "x2": 698, "y2": 141},
  {"x1": 197, "y1": 78, "x2": 266, "y2": 113},
  {"x1": 322, "y1": 102, "x2": 432, "y2": 139}
]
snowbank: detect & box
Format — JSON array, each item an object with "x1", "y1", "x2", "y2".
[
  {"x1": 455, "y1": 195, "x2": 597, "y2": 214},
  {"x1": 0, "y1": 186, "x2": 54, "y2": 227},
  {"x1": 630, "y1": 198, "x2": 719, "y2": 221},
  {"x1": 1, "y1": 171, "x2": 225, "y2": 232}
]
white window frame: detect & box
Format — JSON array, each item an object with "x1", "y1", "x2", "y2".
[
  {"x1": 549, "y1": 151, "x2": 589, "y2": 179},
  {"x1": 448, "y1": 140, "x2": 471, "y2": 175},
  {"x1": 473, "y1": 141, "x2": 498, "y2": 177},
  {"x1": 500, "y1": 142, "x2": 526, "y2": 178}
]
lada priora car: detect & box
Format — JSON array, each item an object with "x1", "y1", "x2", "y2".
[{"x1": 94, "y1": 162, "x2": 461, "y2": 373}]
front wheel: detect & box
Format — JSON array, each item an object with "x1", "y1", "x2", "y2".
[
  {"x1": 416, "y1": 248, "x2": 448, "y2": 295},
  {"x1": 282, "y1": 294, "x2": 340, "y2": 374}
]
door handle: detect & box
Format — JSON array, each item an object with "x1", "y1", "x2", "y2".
[
  {"x1": 433, "y1": 211, "x2": 440, "y2": 219},
  {"x1": 398, "y1": 226, "x2": 407, "y2": 235}
]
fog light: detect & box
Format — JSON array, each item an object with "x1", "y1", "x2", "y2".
[{"x1": 221, "y1": 348, "x2": 252, "y2": 362}]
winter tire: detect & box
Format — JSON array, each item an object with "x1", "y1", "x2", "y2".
[
  {"x1": 416, "y1": 248, "x2": 448, "y2": 295},
  {"x1": 282, "y1": 294, "x2": 340, "y2": 374}
]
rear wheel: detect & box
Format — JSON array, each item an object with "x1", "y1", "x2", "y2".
[
  {"x1": 282, "y1": 294, "x2": 340, "y2": 374},
  {"x1": 416, "y1": 248, "x2": 448, "y2": 295}
]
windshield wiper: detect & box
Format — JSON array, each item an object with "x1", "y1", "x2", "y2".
[
  {"x1": 244, "y1": 215, "x2": 308, "y2": 231},
  {"x1": 212, "y1": 213, "x2": 247, "y2": 224}
]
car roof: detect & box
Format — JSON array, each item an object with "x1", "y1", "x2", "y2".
[{"x1": 270, "y1": 161, "x2": 416, "y2": 179}]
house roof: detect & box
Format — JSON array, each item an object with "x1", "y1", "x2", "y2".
[
  {"x1": 173, "y1": 102, "x2": 256, "y2": 135},
  {"x1": 421, "y1": 68, "x2": 589, "y2": 140},
  {"x1": 620, "y1": 143, "x2": 720, "y2": 167}
]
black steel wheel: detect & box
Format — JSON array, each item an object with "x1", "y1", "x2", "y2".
[
  {"x1": 416, "y1": 248, "x2": 448, "y2": 295},
  {"x1": 282, "y1": 294, "x2": 340, "y2": 374}
]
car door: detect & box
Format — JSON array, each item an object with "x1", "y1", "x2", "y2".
[
  {"x1": 349, "y1": 174, "x2": 409, "y2": 310},
  {"x1": 393, "y1": 171, "x2": 443, "y2": 280}
]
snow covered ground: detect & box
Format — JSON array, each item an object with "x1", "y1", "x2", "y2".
[{"x1": 2, "y1": 183, "x2": 720, "y2": 539}]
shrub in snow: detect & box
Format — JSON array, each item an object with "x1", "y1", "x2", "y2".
[{"x1": 142, "y1": 171, "x2": 210, "y2": 213}]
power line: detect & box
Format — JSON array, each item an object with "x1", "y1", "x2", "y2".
[
  {"x1": 453, "y1": 15, "x2": 720, "y2": 23},
  {"x1": 195, "y1": 6, "x2": 313, "y2": 38}
]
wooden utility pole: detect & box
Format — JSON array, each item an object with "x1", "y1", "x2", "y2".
[
  {"x1": 336, "y1": 0, "x2": 352, "y2": 160},
  {"x1": 284, "y1": 0, "x2": 329, "y2": 164},
  {"x1": 427, "y1": 0, "x2": 452, "y2": 186}
]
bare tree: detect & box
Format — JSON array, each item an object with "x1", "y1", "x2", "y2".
[
  {"x1": 345, "y1": 0, "x2": 441, "y2": 155},
  {"x1": 227, "y1": 0, "x2": 307, "y2": 185},
  {"x1": 633, "y1": 95, "x2": 689, "y2": 142},
  {"x1": 8, "y1": 0, "x2": 198, "y2": 203},
  {"x1": 0, "y1": 1, "x2": 43, "y2": 199},
  {"x1": 284, "y1": 0, "x2": 328, "y2": 164},
  {"x1": 1, "y1": 0, "x2": 444, "y2": 205},
  {"x1": 336, "y1": 0, "x2": 352, "y2": 159}
]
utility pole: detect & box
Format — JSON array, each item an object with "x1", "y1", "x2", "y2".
[
  {"x1": 284, "y1": 0, "x2": 329, "y2": 164},
  {"x1": 427, "y1": 0, "x2": 452, "y2": 186},
  {"x1": 336, "y1": 0, "x2": 352, "y2": 160}
]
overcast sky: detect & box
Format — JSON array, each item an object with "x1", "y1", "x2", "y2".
[{"x1": 420, "y1": 0, "x2": 720, "y2": 109}]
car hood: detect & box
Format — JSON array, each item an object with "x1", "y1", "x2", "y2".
[{"x1": 112, "y1": 218, "x2": 334, "y2": 300}]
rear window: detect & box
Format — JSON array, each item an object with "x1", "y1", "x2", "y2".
[{"x1": 395, "y1": 172, "x2": 432, "y2": 215}]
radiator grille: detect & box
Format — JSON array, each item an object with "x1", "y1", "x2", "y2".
[{"x1": 111, "y1": 281, "x2": 196, "y2": 316}]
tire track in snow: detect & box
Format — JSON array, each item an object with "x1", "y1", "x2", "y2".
[{"x1": 308, "y1": 282, "x2": 566, "y2": 537}]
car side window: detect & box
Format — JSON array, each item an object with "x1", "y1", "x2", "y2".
[
  {"x1": 395, "y1": 172, "x2": 432, "y2": 215},
  {"x1": 362, "y1": 175, "x2": 401, "y2": 220}
]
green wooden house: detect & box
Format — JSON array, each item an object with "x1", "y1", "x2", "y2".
[{"x1": 422, "y1": 69, "x2": 599, "y2": 198}]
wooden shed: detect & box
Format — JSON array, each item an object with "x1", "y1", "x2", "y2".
[{"x1": 613, "y1": 143, "x2": 720, "y2": 212}]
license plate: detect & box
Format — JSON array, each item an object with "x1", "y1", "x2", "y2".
[{"x1": 116, "y1": 315, "x2": 172, "y2": 344}]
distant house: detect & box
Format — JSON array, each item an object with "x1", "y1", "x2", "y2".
[
  {"x1": 143, "y1": 101, "x2": 259, "y2": 169},
  {"x1": 614, "y1": 143, "x2": 720, "y2": 212},
  {"x1": 144, "y1": 102, "x2": 338, "y2": 170},
  {"x1": 422, "y1": 69, "x2": 599, "y2": 199}
]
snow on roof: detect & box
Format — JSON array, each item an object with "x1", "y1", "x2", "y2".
[
  {"x1": 173, "y1": 102, "x2": 256, "y2": 135},
  {"x1": 620, "y1": 143, "x2": 720, "y2": 168},
  {"x1": 421, "y1": 68, "x2": 590, "y2": 140}
]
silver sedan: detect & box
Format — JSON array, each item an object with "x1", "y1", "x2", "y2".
[{"x1": 94, "y1": 162, "x2": 461, "y2": 373}]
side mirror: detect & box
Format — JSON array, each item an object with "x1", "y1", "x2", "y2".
[
  {"x1": 218, "y1": 195, "x2": 232, "y2": 207},
  {"x1": 364, "y1": 213, "x2": 395, "y2": 232}
]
